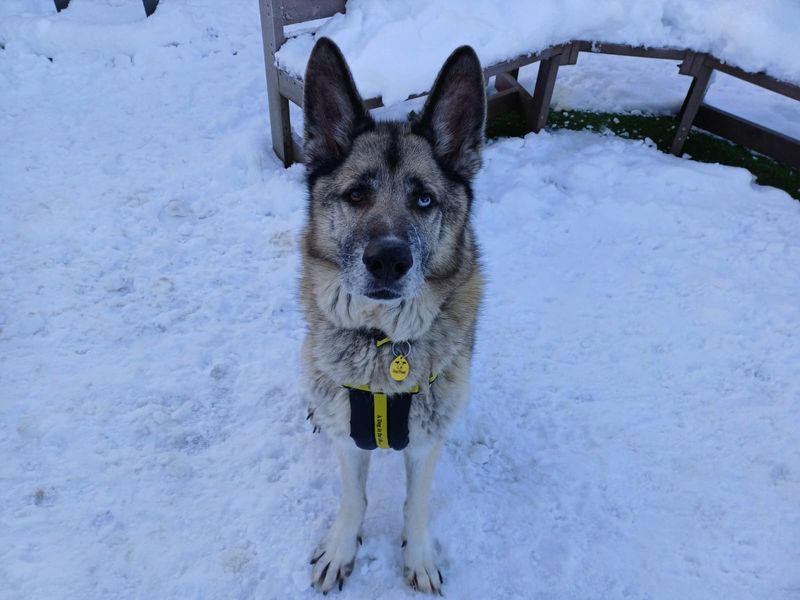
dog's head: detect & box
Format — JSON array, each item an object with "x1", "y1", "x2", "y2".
[{"x1": 302, "y1": 38, "x2": 486, "y2": 302}]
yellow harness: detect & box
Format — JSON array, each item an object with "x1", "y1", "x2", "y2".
[{"x1": 343, "y1": 336, "x2": 437, "y2": 450}]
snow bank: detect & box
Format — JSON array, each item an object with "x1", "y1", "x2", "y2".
[{"x1": 277, "y1": 0, "x2": 800, "y2": 104}]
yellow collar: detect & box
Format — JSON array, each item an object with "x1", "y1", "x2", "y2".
[{"x1": 344, "y1": 335, "x2": 436, "y2": 394}]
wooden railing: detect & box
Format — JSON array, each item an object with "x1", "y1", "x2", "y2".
[{"x1": 259, "y1": 0, "x2": 800, "y2": 169}]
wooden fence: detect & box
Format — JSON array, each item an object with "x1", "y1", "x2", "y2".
[{"x1": 259, "y1": 0, "x2": 800, "y2": 169}]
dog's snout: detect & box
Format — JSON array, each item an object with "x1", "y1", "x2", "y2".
[{"x1": 362, "y1": 240, "x2": 413, "y2": 283}]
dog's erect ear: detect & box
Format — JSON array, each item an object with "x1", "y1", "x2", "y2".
[
  {"x1": 415, "y1": 46, "x2": 486, "y2": 180},
  {"x1": 303, "y1": 38, "x2": 373, "y2": 168}
]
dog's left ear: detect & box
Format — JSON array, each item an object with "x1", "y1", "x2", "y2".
[
  {"x1": 415, "y1": 46, "x2": 486, "y2": 180},
  {"x1": 303, "y1": 37, "x2": 373, "y2": 168}
]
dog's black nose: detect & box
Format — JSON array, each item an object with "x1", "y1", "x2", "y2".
[{"x1": 362, "y1": 240, "x2": 413, "y2": 283}]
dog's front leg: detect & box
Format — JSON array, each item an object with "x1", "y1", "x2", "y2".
[
  {"x1": 402, "y1": 440, "x2": 444, "y2": 595},
  {"x1": 311, "y1": 440, "x2": 370, "y2": 593}
]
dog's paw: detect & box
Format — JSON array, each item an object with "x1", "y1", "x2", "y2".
[
  {"x1": 402, "y1": 536, "x2": 443, "y2": 595},
  {"x1": 310, "y1": 527, "x2": 362, "y2": 594}
]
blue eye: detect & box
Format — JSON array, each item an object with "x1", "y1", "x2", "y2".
[{"x1": 417, "y1": 194, "x2": 432, "y2": 209}]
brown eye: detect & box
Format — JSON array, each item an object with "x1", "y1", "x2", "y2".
[{"x1": 348, "y1": 189, "x2": 362, "y2": 202}]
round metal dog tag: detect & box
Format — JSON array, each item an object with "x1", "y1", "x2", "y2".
[{"x1": 390, "y1": 355, "x2": 410, "y2": 381}]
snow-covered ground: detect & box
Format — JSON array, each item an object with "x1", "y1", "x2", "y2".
[{"x1": 2, "y1": 2, "x2": 799, "y2": 599}]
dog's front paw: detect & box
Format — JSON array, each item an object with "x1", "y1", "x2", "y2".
[
  {"x1": 402, "y1": 536, "x2": 443, "y2": 595},
  {"x1": 310, "y1": 525, "x2": 361, "y2": 594}
]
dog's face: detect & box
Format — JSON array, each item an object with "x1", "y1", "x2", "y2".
[{"x1": 302, "y1": 39, "x2": 486, "y2": 302}]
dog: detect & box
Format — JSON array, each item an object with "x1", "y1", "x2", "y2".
[{"x1": 299, "y1": 37, "x2": 485, "y2": 594}]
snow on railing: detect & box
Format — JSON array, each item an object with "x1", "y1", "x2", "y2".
[{"x1": 258, "y1": 0, "x2": 800, "y2": 170}]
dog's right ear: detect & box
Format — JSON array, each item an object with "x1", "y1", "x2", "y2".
[
  {"x1": 414, "y1": 46, "x2": 486, "y2": 181},
  {"x1": 303, "y1": 38, "x2": 373, "y2": 168}
]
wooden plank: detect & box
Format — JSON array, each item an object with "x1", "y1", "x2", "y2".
[
  {"x1": 292, "y1": 133, "x2": 305, "y2": 163},
  {"x1": 259, "y1": 0, "x2": 295, "y2": 166},
  {"x1": 142, "y1": 0, "x2": 158, "y2": 17},
  {"x1": 695, "y1": 104, "x2": 800, "y2": 168},
  {"x1": 574, "y1": 40, "x2": 686, "y2": 60},
  {"x1": 494, "y1": 68, "x2": 520, "y2": 92},
  {"x1": 561, "y1": 41, "x2": 581, "y2": 65},
  {"x1": 670, "y1": 62, "x2": 713, "y2": 155},
  {"x1": 530, "y1": 57, "x2": 561, "y2": 133},
  {"x1": 705, "y1": 57, "x2": 800, "y2": 102},
  {"x1": 277, "y1": 70, "x2": 305, "y2": 106},
  {"x1": 281, "y1": 0, "x2": 346, "y2": 26},
  {"x1": 677, "y1": 52, "x2": 706, "y2": 77},
  {"x1": 487, "y1": 88, "x2": 523, "y2": 120},
  {"x1": 495, "y1": 73, "x2": 537, "y2": 130},
  {"x1": 482, "y1": 44, "x2": 568, "y2": 80},
  {"x1": 363, "y1": 96, "x2": 385, "y2": 111}
]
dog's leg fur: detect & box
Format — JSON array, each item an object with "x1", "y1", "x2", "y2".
[
  {"x1": 311, "y1": 440, "x2": 371, "y2": 592},
  {"x1": 402, "y1": 440, "x2": 444, "y2": 594}
]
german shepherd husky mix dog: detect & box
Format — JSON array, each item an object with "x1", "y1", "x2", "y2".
[{"x1": 300, "y1": 37, "x2": 485, "y2": 594}]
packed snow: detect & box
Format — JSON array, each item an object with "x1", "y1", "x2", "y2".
[{"x1": 2, "y1": 2, "x2": 799, "y2": 600}]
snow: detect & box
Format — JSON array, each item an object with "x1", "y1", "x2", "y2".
[
  {"x1": 2, "y1": 1, "x2": 800, "y2": 599},
  {"x1": 276, "y1": 0, "x2": 800, "y2": 105}
]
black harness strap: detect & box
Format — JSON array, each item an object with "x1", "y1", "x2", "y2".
[{"x1": 347, "y1": 388, "x2": 412, "y2": 451}]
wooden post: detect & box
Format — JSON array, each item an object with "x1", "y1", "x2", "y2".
[
  {"x1": 530, "y1": 58, "x2": 560, "y2": 133},
  {"x1": 258, "y1": 0, "x2": 296, "y2": 167},
  {"x1": 670, "y1": 53, "x2": 713, "y2": 156},
  {"x1": 529, "y1": 43, "x2": 579, "y2": 133}
]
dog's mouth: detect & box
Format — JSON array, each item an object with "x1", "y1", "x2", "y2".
[{"x1": 365, "y1": 288, "x2": 401, "y2": 301}]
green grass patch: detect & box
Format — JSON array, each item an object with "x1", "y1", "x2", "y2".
[{"x1": 485, "y1": 109, "x2": 800, "y2": 201}]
